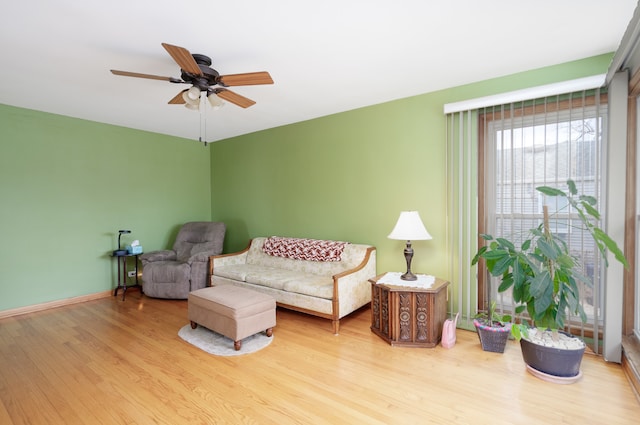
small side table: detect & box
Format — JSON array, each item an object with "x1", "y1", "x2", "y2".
[
  {"x1": 112, "y1": 252, "x2": 142, "y2": 301},
  {"x1": 369, "y1": 273, "x2": 450, "y2": 347}
]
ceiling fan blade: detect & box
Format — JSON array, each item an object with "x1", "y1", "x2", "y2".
[
  {"x1": 111, "y1": 70, "x2": 173, "y2": 81},
  {"x1": 218, "y1": 71, "x2": 274, "y2": 86},
  {"x1": 168, "y1": 89, "x2": 187, "y2": 104},
  {"x1": 161, "y1": 43, "x2": 202, "y2": 76},
  {"x1": 216, "y1": 89, "x2": 256, "y2": 108}
]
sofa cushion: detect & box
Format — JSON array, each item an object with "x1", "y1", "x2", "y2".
[
  {"x1": 214, "y1": 264, "x2": 260, "y2": 282},
  {"x1": 215, "y1": 265, "x2": 293, "y2": 290},
  {"x1": 281, "y1": 277, "x2": 334, "y2": 299},
  {"x1": 215, "y1": 264, "x2": 334, "y2": 299}
]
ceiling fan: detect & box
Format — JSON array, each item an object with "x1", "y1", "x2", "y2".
[{"x1": 110, "y1": 43, "x2": 273, "y2": 109}]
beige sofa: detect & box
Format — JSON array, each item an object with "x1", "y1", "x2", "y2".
[{"x1": 209, "y1": 236, "x2": 377, "y2": 334}]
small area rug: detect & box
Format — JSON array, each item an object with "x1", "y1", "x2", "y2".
[{"x1": 178, "y1": 324, "x2": 273, "y2": 357}]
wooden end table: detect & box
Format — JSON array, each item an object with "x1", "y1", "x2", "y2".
[{"x1": 369, "y1": 273, "x2": 450, "y2": 348}]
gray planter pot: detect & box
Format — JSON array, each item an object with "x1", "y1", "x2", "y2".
[{"x1": 519, "y1": 332, "x2": 585, "y2": 378}]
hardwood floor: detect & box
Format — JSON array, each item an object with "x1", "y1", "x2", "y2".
[{"x1": 1, "y1": 293, "x2": 639, "y2": 424}]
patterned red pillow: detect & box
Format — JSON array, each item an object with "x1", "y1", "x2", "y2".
[{"x1": 262, "y1": 236, "x2": 348, "y2": 262}]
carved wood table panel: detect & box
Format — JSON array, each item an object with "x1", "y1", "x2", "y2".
[{"x1": 369, "y1": 274, "x2": 450, "y2": 347}]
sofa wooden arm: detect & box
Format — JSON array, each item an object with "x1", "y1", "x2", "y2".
[
  {"x1": 330, "y1": 246, "x2": 377, "y2": 334},
  {"x1": 208, "y1": 240, "x2": 252, "y2": 285}
]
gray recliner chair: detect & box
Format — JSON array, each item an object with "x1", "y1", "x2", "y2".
[{"x1": 140, "y1": 222, "x2": 226, "y2": 299}]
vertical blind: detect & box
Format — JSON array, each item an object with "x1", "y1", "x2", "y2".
[
  {"x1": 445, "y1": 109, "x2": 478, "y2": 331},
  {"x1": 446, "y1": 88, "x2": 609, "y2": 353}
]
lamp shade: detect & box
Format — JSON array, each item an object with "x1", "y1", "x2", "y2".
[
  {"x1": 186, "y1": 86, "x2": 201, "y2": 100},
  {"x1": 182, "y1": 89, "x2": 201, "y2": 107},
  {"x1": 387, "y1": 211, "x2": 432, "y2": 241},
  {"x1": 208, "y1": 92, "x2": 224, "y2": 109}
]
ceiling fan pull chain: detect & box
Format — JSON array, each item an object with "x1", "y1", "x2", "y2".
[
  {"x1": 199, "y1": 95, "x2": 204, "y2": 145},
  {"x1": 203, "y1": 95, "x2": 208, "y2": 147}
]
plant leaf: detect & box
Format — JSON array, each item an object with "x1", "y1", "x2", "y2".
[
  {"x1": 471, "y1": 246, "x2": 487, "y2": 266},
  {"x1": 480, "y1": 249, "x2": 508, "y2": 260},
  {"x1": 594, "y1": 228, "x2": 629, "y2": 268},
  {"x1": 530, "y1": 228, "x2": 544, "y2": 238},
  {"x1": 498, "y1": 275, "x2": 514, "y2": 292},
  {"x1": 511, "y1": 324, "x2": 522, "y2": 340},
  {"x1": 496, "y1": 238, "x2": 515, "y2": 250},
  {"x1": 578, "y1": 304, "x2": 587, "y2": 323},
  {"x1": 572, "y1": 268, "x2": 592, "y2": 287},
  {"x1": 490, "y1": 254, "x2": 514, "y2": 276},
  {"x1": 566, "y1": 283, "x2": 579, "y2": 313},
  {"x1": 537, "y1": 186, "x2": 566, "y2": 197},
  {"x1": 530, "y1": 271, "x2": 552, "y2": 299},
  {"x1": 567, "y1": 179, "x2": 578, "y2": 195},
  {"x1": 581, "y1": 201, "x2": 600, "y2": 220},
  {"x1": 536, "y1": 239, "x2": 558, "y2": 260},
  {"x1": 579, "y1": 194, "x2": 597, "y2": 206},
  {"x1": 556, "y1": 253, "x2": 575, "y2": 269}
]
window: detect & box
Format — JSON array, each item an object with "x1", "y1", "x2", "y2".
[{"x1": 478, "y1": 92, "x2": 608, "y2": 344}]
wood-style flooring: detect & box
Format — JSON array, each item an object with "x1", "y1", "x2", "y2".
[{"x1": 1, "y1": 293, "x2": 639, "y2": 424}]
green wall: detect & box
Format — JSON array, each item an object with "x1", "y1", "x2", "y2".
[
  {"x1": 210, "y1": 54, "x2": 614, "y2": 280},
  {"x1": 0, "y1": 106, "x2": 211, "y2": 311},
  {"x1": 0, "y1": 53, "x2": 613, "y2": 312}
]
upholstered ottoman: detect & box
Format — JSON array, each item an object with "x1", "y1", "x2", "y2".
[{"x1": 188, "y1": 285, "x2": 276, "y2": 350}]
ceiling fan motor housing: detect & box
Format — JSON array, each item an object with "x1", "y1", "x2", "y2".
[
  {"x1": 180, "y1": 54, "x2": 221, "y2": 89},
  {"x1": 192, "y1": 53, "x2": 212, "y2": 66}
]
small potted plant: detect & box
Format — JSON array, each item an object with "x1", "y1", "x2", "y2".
[
  {"x1": 473, "y1": 300, "x2": 512, "y2": 353},
  {"x1": 472, "y1": 180, "x2": 627, "y2": 380}
]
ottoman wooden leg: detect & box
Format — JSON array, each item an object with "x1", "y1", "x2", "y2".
[
  {"x1": 266, "y1": 328, "x2": 273, "y2": 337},
  {"x1": 234, "y1": 340, "x2": 242, "y2": 351},
  {"x1": 190, "y1": 320, "x2": 197, "y2": 329}
]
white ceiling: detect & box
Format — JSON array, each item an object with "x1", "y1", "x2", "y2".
[{"x1": 0, "y1": 1, "x2": 637, "y2": 143}]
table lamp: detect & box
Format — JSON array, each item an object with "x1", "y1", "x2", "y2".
[
  {"x1": 387, "y1": 211, "x2": 432, "y2": 280},
  {"x1": 113, "y1": 229, "x2": 131, "y2": 256}
]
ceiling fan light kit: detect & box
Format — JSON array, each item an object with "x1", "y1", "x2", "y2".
[
  {"x1": 208, "y1": 92, "x2": 224, "y2": 109},
  {"x1": 110, "y1": 42, "x2": 273, "y2": 143},
  {"x1": 186, "y1": 86, "x2": 201, "y2": 101},
  {"x1": 182, "y1": 90, "x2": 201, "y2": 109}
]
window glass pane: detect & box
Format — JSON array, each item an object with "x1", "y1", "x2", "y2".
[{"x1": 482, "y1": 97, "x2": 607, "y2": 331}]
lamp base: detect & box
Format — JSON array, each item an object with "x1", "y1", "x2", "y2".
[
  {"x1": 400, "y1": 271, "x2": 418, "y2": 281},
  {"x1": 112, "y1": 249, "x2": 128, "y2": 256},
  {"x1": 401, "y1": 241, "x2": 417, "y2": 281}
]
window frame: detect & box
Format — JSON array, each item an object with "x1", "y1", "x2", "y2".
[{"x1": 477, "y1": 93, "x2": 609, "y2": 339}]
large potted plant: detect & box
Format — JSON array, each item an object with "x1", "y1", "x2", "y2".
[{"x1": 472, "y1": 179, "x2": 627, "y2": 381}]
